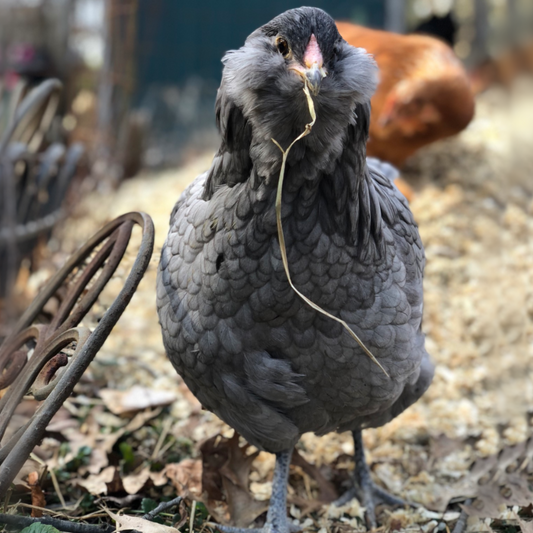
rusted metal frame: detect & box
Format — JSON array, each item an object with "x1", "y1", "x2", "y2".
[
  {"x1": 5, "y1": 145, "x2": 36, "y2": 237},
  {"x1": 17, "y1": 144, "x2": 66, "y2": 224},
  {"x1": 0, "y1": 512, "x2": 116, "y2": 533},
  {"x1": 7, "y1": 214, "x2": 140, "y2": 335},
  {"x1": 0, "y1": 108, "x2": 41, "y2": 299},
  {"x1": 50, "y1": 222, "x2": 134, "y2": 334},
  {"x1": 45, "y1": 236, "x2": 120, "y2": 330},
  {"x1": 0, "y1": 328, "x2": 91, "y2": 464},
  {"x1": 0, "y1": 347, "x2": 26, "y2": 390},
  {"x1": 47, "y1": 143, "x2": 84, "y2": 215},
  {"x1": 0, "y1": 79, "x2": 62, "y2": 155},
  {"x1": 1, "y1": 156, "x2": 20, "y2": 299},
  {"x1": 0, "y1": 80, "x2": 27, "y2": 135},
  {"x1": 45, "y1": 143, "x2": 85, "y2": 216},
  {"x1": 0, "y1": 211, "x2": 154, "y2": 500},
  {"x1": 6, "y1": 144, "x2": 33, "y2": 211},
  {"x1": 0, "y1": 211, "x2": 64, "y2": 244},
  {"x1": 0, "y1": 326, "x2": 91, "y2": 448},
  {"x1": 0, "y1": 220, "x2": 131, "y2": 383},
  {"x1": 0, "y1": 139, "x2": 67, "y2": 241},
  {"x1": 3, "y1": 145, "x2": 36, "y2": 208},
  {"x1": 0, "y1": 326, "x2": 43, "y2": 397}
]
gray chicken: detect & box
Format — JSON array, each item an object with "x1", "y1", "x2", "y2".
[{"x1": 157, "y1": 7, "x2": 433, "y2": 532}]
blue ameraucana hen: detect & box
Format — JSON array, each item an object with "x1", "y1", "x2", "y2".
[{"x1": 157, "y1": 7, "x2": 434, "y2": 532}]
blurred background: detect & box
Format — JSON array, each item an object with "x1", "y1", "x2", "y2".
[{"x1": 1, "y1": 0, "x2": 533, "y2": 175}]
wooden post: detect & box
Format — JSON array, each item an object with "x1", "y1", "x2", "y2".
[
  {"x1": 385, "y1": 0, "x2": 406, "y2": 34},
  {"x1": 472, "y1": 0, "x2": 489, "y2": 64}
]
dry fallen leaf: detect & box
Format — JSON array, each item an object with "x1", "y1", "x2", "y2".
[
  {"x1": 97, "y1": 408, "x2": 164, "y2": 458},
  {"x1": 75, "y1": 465, "x2": 118, "y2": 495},
  {"x1": 46, "y1": 406, "x2": 80, "y2": 432},
  {"x1": 428, "y1": 434, "x2": 465, "y2": 461},
  {"x1": 216, "y1": 434, "x2": 268, "y2": 527},
  {"x1": 105, "y1": 508, "x2": 180, "y2": 533},
  {"x1": 519, "y1": 518, "x2": 533, "y2": 533},
  {"x1": 86, "y1": 447, "x2": 110, "y2": 475},
  {"x1": 291, "y1": 448, "x2": 338, "y2": 503},
  {"x1": 165, "y1": 432, "x2": 270, "y2": 527},
  {"x1": 124, "y1": 408, "x2": 164, "y2": 432},
  {"x1": 99, "y1": 386, "x2": 176, "y2": 415},
  {"x1": 149, "y1": 469, "x2": 168, "y2": 487},
  {"x1": 11, "y1": 454, "x2": 42, "y2": 488},
  {"x1": 122, "y1": 467, "x2": 151, "y2": 495},
  {"x1": 165, "y1": 459, "x2": 203, "y2": 501},
  {"x1": 429, "y1": 434, "x2": 533, "y2": 515},
  {"x1": 200, "y1": 432, "x2": 268, "y2": 527}
]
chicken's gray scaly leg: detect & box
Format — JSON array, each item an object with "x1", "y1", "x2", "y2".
[
  {"x1": 216, "y1": 449, "x2": 300, "y2": 533},
  {"x1": 335, "y1": 430, "x2": 413, "y2": 529}
]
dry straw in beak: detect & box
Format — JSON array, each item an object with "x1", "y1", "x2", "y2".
[{"x1": 271, "y1": 82, "x2": 390, "y2": 379}]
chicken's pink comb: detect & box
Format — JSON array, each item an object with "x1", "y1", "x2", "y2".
[{"x1": 304, "y1": 34, "x2": 323, "y2": 67}]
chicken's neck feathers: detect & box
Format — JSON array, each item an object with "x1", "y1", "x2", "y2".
[{"x1": 203, "y1": 98, "x2": 385, "y2": 258}]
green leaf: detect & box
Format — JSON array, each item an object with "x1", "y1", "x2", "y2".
[
  {"x1": 58, "y1": 442, "x2": 70, "y2": 458},
  {"x1": 194, "y1": 502, "x2": 209, "y2": 521},
  {"x1": 141, "y1": 498, "x2": 158, "y2": 514},
  {"x1": 64, "y1": 445, "x2": 92, "y2": 472},
  {"x1": 79, "y1": 492, "x2": 95, "y2": 512},
  {"x1": 20, "y1": 524, "x2": 61, "y2": 533},
  {"x1": 119, "y1": 442, "x2": 135, "y2": 466}
]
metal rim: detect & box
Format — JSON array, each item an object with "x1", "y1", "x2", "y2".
[{"x1": 0, "y1": 211, "x2": 155, "y2": 498}]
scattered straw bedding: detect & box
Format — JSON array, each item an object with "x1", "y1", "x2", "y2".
[{"x1": 29, "y1": 79, "x2": 533, "y2": 531}]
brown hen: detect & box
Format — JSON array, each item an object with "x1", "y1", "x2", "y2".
[{"x1": 337, "y1": 22, "x2": 475, "y2": 168}]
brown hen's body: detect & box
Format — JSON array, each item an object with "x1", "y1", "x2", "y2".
[{"x1": 337, "y1": 22, "x2": 475, "y2": 167}]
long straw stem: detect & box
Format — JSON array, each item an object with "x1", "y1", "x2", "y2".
[{"x1": 271, "y1": 82, "x2": 389, "y2": 379}]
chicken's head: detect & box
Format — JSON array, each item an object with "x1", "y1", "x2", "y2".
[{"x1": 216, "y1": 7, "x2": 378, "y2": 175}]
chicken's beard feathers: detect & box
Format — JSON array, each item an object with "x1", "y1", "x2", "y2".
[{"x1": 221, "y1": 34, "x2": 378, "y2": 161}]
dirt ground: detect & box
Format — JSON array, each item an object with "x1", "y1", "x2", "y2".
[{"x1": 8, "y1": 78, "x2": 533, "y2": 533}]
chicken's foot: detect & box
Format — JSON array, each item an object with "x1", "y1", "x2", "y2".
[
  {"x1": 335, "y1": 429, "x2": 416, "y2": 529},
  {"x1": 215, "y1": 449, "x2": 301, "y2": 533}
]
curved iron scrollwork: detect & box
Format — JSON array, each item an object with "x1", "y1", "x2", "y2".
[
  {"x1": 0, "y1": 78, "x2": 84, "y2": 302},
  {"x1": 0, "y1": 211, "x2": 155, "y2": 499}
]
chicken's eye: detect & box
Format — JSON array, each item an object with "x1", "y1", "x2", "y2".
[{"x1": 276, "y1": 37, "x2": 290, "y2": 57}]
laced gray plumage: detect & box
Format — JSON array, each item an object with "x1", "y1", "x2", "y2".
[{"x1": 157, "y1": 7, "x2": 433, "y2": 531}]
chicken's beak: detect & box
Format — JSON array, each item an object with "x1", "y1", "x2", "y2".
[{"x1": 305, "y1": 62, "x2": 326, "y2": 95}]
